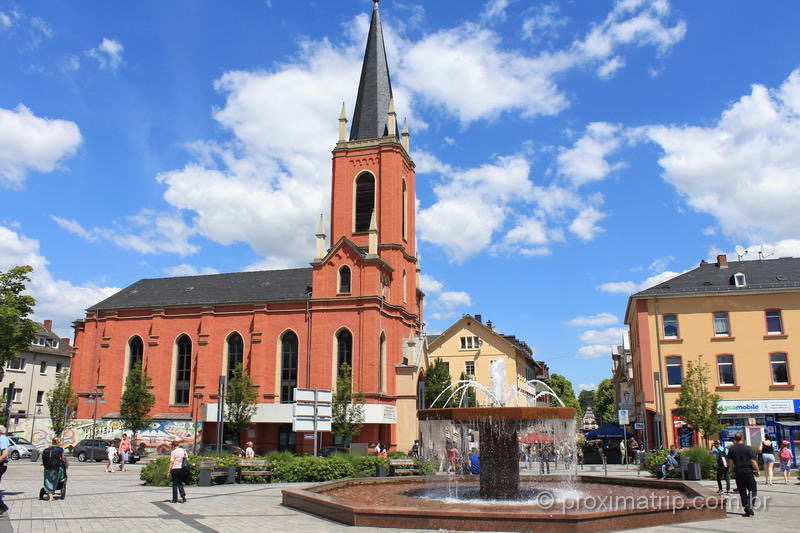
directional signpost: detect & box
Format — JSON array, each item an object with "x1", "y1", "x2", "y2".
[
  {"x1": 618, "y1": 410, "x2": 630, "y2": 466},
  {"x1": 293, "y1": 388, "x2": 332, "y2": 456}
]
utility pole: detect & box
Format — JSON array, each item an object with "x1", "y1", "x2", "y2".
[{"x1": 216, "y1": 376, "x2": 226, "y2": 453}]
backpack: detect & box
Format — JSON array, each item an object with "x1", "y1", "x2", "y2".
[
  {"x1": 779, "y1": 447, "x2": 792, "y2": 461},
  {"x1": 42, "y1": 447, "x2": 61, "y2": 469}
]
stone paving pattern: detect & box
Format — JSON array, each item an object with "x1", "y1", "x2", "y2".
[{"x1": 0, "y1": 460, "x2": 797, "y2": 532}]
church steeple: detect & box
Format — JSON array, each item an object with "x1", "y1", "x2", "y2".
[{"x1": 349, "y1": 0, "x2": 394, "y2": 141}]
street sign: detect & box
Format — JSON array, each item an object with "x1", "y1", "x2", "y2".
[
  {"x1": 292, "y1": 388, "x2": 333, "y2": 454},
  {"x1": 634, "y1": 422, "x2": 645, "y2": 430},
  {"x1": 618, "y1": 409, "x2": 630, "y2": 425}
]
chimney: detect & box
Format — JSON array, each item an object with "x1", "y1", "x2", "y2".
[
  {"x1": 61, "y1": 338, "x2": 70, "y2": 347},
  {"x1": 475, "y1": 314, "x2": 482, "y2": 323},
  {"x1": 43, "y1": 320, "x2": 52, "y2": 332},
  {"x1": 699, "y1": 259, "x2": 707, "y2": 266},
  {"x1": 717, "y1": 254, "x2": 728, "y2": 269},
  {"x1": 486, "y1": 320, "x2": 493, "y2": 331}
]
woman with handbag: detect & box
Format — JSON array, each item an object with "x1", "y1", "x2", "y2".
[{"x1": 169, "y1": 441, "x2": 188, "y2": 503}]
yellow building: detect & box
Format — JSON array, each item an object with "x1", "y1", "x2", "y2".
[
  {"x1": 625, "y1": 255, "x2": 800, "y2": 448},
  {"x1": 426, "y1": 315, "x2": 549, "y2": 407}
]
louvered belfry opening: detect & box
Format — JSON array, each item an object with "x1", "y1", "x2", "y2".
[{"x1": 354, "y1": 173, "x2": 375, "y2": 232}]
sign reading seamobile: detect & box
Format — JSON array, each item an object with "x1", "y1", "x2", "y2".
[{"x1": 717, "y1": 399, "x2": 800, "y2": 415}]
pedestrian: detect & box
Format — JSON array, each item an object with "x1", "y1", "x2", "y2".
[
  {"x1": 728, "y1": 432, "x2": 759, "y2": 517},
  {"x1": 759, "y1": 434, "x2": 776, "y2": 485},
  {"x1": 41, "y1": 438, "x2": 66, "y2": 501},
  {"x1": 169, "y1": 440, "x2": 188, "y2": 503},
  {"x1": 629, "y1": 437, "x2": 640, "y2": 464},
  {"x1": 105, "y1": 440, "x2": 118, "y2": 472},
  {"x1": 711, "y1": 440, "x2": 730, "y2": 494},
  {"x1": 446, "y1": 444, "x2": 459, "y2": 473},
  {"x1": 244, "y1": 441, "x2": 255, "y2": 459},
  {"x1": 778, "y1": 440, "x2": 793, "y2": 485},
  {"x1": 0, "y1": 425, "x2": 10, "y2": 514},
  {"x1": 470, "y1": 448, "x2": 480, "y2": 475},
  {"x1": 408, "y1": 440, "x2": 419, "y2": 459},
  {"x1": 577, "y1": 445, "x2": 584, "y2": 470},
  {"x1": 118, "y1": 433, "x2": 131, "y2": 472}
]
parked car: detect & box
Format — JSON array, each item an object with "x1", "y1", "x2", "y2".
[
  {"x1": 72, "y1": 439, "x2": 140, "y2": 463},
  {"x1": 182, "y1": 442, "x2": 244, "y2": 456},
  {"x1": 8, "y1": 436, "x2": 39, "y2": 461},
  {"x1": 318, "y1": 446, "x2": 350, "y2": 457}
]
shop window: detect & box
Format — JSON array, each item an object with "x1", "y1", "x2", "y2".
[
  {"x1": 665, "y1": 356, "x2": 682, "y2": 386},
  {"x1": 663, "y1": 315, "x2": 679, "y2": 339},
  {"x1": 770, "y1": 353, "x2": 790, "y2": 384},
  {"x1": 717, "y1": 354, "x2": 736, "y2": 385},
  {"x1": 713, "y1": 312, "x2": 730, "y2": 336}
]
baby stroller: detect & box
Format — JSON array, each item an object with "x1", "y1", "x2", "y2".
[{"x1": 39, "y1": 465, "x2": 68, "y2": 500}]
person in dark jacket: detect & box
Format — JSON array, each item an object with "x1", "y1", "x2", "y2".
[
  {"x1": 42, "y1": 437, "x2": 66, "y2": 501},
  {"x1": 728, "y1": 433, "x2": 759, "y2": 517},
  {"x1": 711, "y1": 440, "x2": 730, "y2": 493}
]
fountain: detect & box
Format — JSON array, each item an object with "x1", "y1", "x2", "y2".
[{"x1": 282, "y1": 360, "x2": 726, "y2": 532}]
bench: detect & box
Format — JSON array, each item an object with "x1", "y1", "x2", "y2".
[
  {"x1": 198, "y1": 460, "x2": 236, "y2": 486},
  {"x1": 236, "y1": 459, "x2": 272, "y2": 483},
  {"x1": 390, "y1": 458, "x2": 419, "y2": 476}
]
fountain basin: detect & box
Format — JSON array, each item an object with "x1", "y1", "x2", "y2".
[{"x1": 281, "y1": 475, "x2": 726, "y2": 533}]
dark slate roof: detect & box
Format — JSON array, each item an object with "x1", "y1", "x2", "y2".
[
  {"x1": 349, "y1": 1, "x2": 394, "y2": 141},
  {"x1": 634, "y1": 257, "x2": 800, "y2": 297},
  {"x1": 26, "y1": 323, "x2": 72, "y2": 356},
  {"x1": 88, "y1": 268, "x2": 313, "y2": 311},
  {"x1": 425, "y1": 335, "x2": 440, "y2": 345}
]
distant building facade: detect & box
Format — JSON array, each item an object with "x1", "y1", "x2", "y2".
[
  {"x1": 425, "y1": 315, "x2": 549, "y2": 407},
  {"x1": 611, "y1": 333, "x2": 635, "y2": 425},
  {"x1": 581, "y1": 407, "x2": 599, "y2": 432},
  {"x1": 625, "y1": 255, "x2": 800, "y2": 448},
  {"x1": 2, "y1": 320, "x2": 71, "y2": 423}
]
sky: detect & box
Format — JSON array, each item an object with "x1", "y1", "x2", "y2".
[{"x1": 2, "y1": 0, "x2": 800, "y2": 394}]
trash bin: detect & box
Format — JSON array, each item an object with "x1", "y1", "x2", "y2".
[
  {"x1": 376, "y1": 464, "x2": 388, "y2": 477},
  {"x1": 682, "y1": 462, "x2": 701, "y2": 481}
]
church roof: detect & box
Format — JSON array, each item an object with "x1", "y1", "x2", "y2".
[
  {"x1": 87, "y1": 268, "x2": 313, "y2": 311},
  {"x1": 349, "y1": 0, "x2": 394, "y2": 141}
]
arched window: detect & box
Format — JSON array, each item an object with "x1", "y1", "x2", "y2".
[
  {"x1": 227, "y1": 332, "x2": 244, "y2": 380},
  {"x1": 129, "y1": 336, "x2": 144, "y2": 372},
  {"x1": 337, "y1": 329, "x2": 353, "y2": 370},
  {"x1": 339, "y1": 266, "x2": 351, "y2": 294},
  {"x1": 402, "y1": 179, "x2": 407, "y2": 240},
  {"x1": 402, "y1": 270, "x2": 407, "y2": 303},
  {"x1": 280, "y1": 331, "x2": 299, "y2": 402},
  {"x1": 175, "y1": 335, "x2": 192, "y2": 405},
  {"x1": 354, "y1": 173, "x2": 375, "y2": 232},
  {"x1": 379, "y1": 333, "x2": 386, "y2": 392}
]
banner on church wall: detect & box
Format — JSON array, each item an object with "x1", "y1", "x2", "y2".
[{"x1": 7, "y1": 418, "x2": 202, "y2": 453}]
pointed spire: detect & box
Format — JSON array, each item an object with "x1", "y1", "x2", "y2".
[
  {"x1": 401, "y1": 117, "x2": 410, "y2": 152},
  {"x1": 387, "y1": 97, "x2": 397, "y2": 137},
  {"x1": 314, "y1": 213, "x2": 327, "y2": 261},
  {"x1": 368, "y1": 210, "x2": 378, "y2": 256},
  {"x1": 338, "y1": 102, "x2": 348, "y2": 143},
  {"x1": 350, "y1": 0, "x2": 393, "y2": 140}
]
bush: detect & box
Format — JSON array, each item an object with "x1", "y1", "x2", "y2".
[
  {"x1": 414, "y1": 457, "x2": 436, "y2": 475},
  {"x1": 272, "y1": 455, "x2": 355, "y2": 482},
  {"x1": 645, "y1": 449, "x2": 678, "y2": 478},
  {"x1": 680, "y1": 447, "x2": 716, "y2": 479}
]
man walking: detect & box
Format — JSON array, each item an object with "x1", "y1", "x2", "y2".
[
  {"x1": 728, "y1": 433, "x2": 759, "y2": 516},
  {"x1": 0, "y1": 425, "x2": 10, "y2": 514},
  {"x1": 118, "y1": 434, "x2": 131, "y2": 472}
]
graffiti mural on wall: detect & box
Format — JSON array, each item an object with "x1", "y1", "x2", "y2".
[{"x1": 8, "y1": 418, "x2": 202, "y2": 455}]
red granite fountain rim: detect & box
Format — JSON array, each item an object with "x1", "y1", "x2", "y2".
[
  {"x1": 417, "y1": 406, "x2": 576, "y2": 421},
  {"x1": 282, "y1": 475, "x2": 725, "y2": 522}
]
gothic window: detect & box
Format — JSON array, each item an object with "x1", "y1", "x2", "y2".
[
  {"x1": 280, "y1": 331, "x2": 299, "y2": 402},
  {"x1": 354, "y1": 173, "x2": 375, "y2": 232},
  {"x1": 379, "y1": 333, "x2": 386, "y2": 392},
  {"x1": 175, "y1": 335, "x2": 192, "y2": 405},
  {"x1": 402, "y1": 179, "x2": 407, "y2": 240},
  {"x1": 129, "y1": 336, "x2": 144, "y2": 372},
  {"x1": 337, "y1": 329, "x2": 353, "y2": 370},
  {"x1": 227, "y1": 332, "x2": 244, "y2": 380},
  {"x1": 339, "y1": 266, "x2": 351, "y2": 293}
]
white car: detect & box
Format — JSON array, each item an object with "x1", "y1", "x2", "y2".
[{"x1": 8, "y1": 436, "x2": 39, "y2": 461}]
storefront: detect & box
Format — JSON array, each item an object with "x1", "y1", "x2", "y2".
[{"x1": 717, "y1": 399, "x2": 800, "y2": 445}]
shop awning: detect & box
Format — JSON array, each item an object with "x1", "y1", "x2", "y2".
[{"x1": 584, "y1": 423, "x2": 627, "y2": 440}]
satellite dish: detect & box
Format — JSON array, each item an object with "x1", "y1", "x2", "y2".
[{"x1": 735, "y1": 245, "x2": 747, "y2": 259}]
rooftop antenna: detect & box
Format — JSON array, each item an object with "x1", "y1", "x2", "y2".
[
  {"x1": 758, "y1": 244, "x2": 774, "y2": 261},
  {"x1": 735, "y1": 245, "x2": 747, "y2": 261}
]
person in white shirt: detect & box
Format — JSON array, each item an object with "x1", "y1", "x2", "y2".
[
  {"x1": 244, "y1": 442, "x2": 255, "y2": 459},
  {"x1": 105, "y1": 442, "x2": 117, "y2": 473},
  {"x1": 169, "y1": 441, "x2": 188, "y2": 503}
]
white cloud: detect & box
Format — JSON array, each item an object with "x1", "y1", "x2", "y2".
[
  {"x1": 580, "y1": 327, "x2": 627, "y2": 345},
  {"x1": 419, "y1": 273, "x2": 443, "y2": 294},
  {"x1": 566, "y1": 313, "x2": 618, "y2": 327},
  {"x1": 702, "y1": 226, "x2": 717, "y2": 236},
  {"x1": 648, "y1": 255, "x2": 673, "y2": 272},
  {"x1": 0, "y1": 226, "x2": 118, "y2": 338},
  {"x1": 557, "y1": 122, "x2": 625, "y2": 187},
  {"x1": 598, "y1": 269, "x2": 681, "y2": 294},
  {"x1": 644, "y1": 67, "x2": 800, "y2": 245},
  {"x1": 597, "y1": 56, "x2": 626, "y2": 79},
  {"x1": 569, "y1": 206, "x2": 607, "y2": 241},
  {"x1": 0, "y1": 11, "x2": 12, "y2": 29},
  {"x1": 0, "y1": 104, "x2": 82, "y2": 188},
  {"x1": 63, "y1": 55, "x2": 80, "y2": 72},
  {"x1": 438, "y1": 291, "x2": 473, "y2": 310},
  {"x1": 86, "y1": 38, "x2": 124, "y2": 71},
  {"x1": 522, "y1": 4, "x2": 568, "y2": 43},
  {"x1": 163, "y1": 264, "x2": 219, "y2": 277},
  {"x1": 482, "y1": 0, "x2": 511, "y2": 23},
  {"x1": 52, "y1": 210, "x2": 198, "y2": 256},
  {"x1": 578, "y1": 383, "x2": 597, "y2": 391},
  {"x1": 577, "y1": 345, "x2": 614, "y2": 359}
]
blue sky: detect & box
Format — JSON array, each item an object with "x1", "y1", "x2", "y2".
[{"x1": 2, "y1": 0, "x2": 800, "y2": 393}]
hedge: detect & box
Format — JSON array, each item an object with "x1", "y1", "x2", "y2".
[
  {"x1": 644, "y1": 447, "x2": 717, "y2": 480},
  {"x1": 140, "y1": 452, "x2": 437, "y2": 486}
]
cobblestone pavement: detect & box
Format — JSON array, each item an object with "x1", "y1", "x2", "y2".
[{"x1": 0, "y1": 460, "x2": 796, "y2": 532}]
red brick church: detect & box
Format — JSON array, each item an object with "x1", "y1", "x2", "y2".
[{"x1": 71, "y1": 0, "x2": 426, "y2": 453}]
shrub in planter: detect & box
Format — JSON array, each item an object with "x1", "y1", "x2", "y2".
[
  {"x1": 272, "y1": 455, "x2": 355, "y2": 482},
  {"x1": 680, "y1": 447, "x2": 716, "y2": 480},
  {"x1": 414, "y1": 457, "x2": 436, "y2": 475},
  {"x1": 646, "y1": 449, "x2": 680, "y2": 478}
]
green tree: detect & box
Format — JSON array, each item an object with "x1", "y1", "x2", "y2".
[
  {"x1": 578, "y1": 389, "x2": 596, "y2": 413},
  {"x1": 119, "y1": 363, "x2": 155, "y2": 440},
  {"x1": 332, "y1": 363, "x2": 365, "y2": 445},
  {"x1": 455, "y1": 371, "x2": 476, "y2": 407},
  {"x1": 676, "y1": 355, "x2": 723, "y2": 447},
  {"x1": 47, "y1": 369, "x2": 78, "y2": 439},
  {"x1": 594, "y1": 378, "x2": 616, "y2": 425},
  {"x1": 0, "y1": 266, "x2": 37, "y2": 382},
  {"x1": 423, "y1": 358, "x2": 455, "y2": 408},
  {"x1": 547, "y1": 373, "x2": 581, "y2": 412},
  {"x1": 225, "y1": 364, "x2": 259, "y2": 445}
]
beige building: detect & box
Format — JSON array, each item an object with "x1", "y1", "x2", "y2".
[
  {"x1": 625, "y1": 255, "x2": 800, "y2": 448},
  {"x1": 426, "y1": 315, "x2": 549, "y2": 407},
  {"x1": 2, "y1": 320, "x2": 72, "y2": 424}
]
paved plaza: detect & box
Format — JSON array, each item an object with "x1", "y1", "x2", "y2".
[{"x1": 0, "y1": 460, "x2": 798, "y2": 533}]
